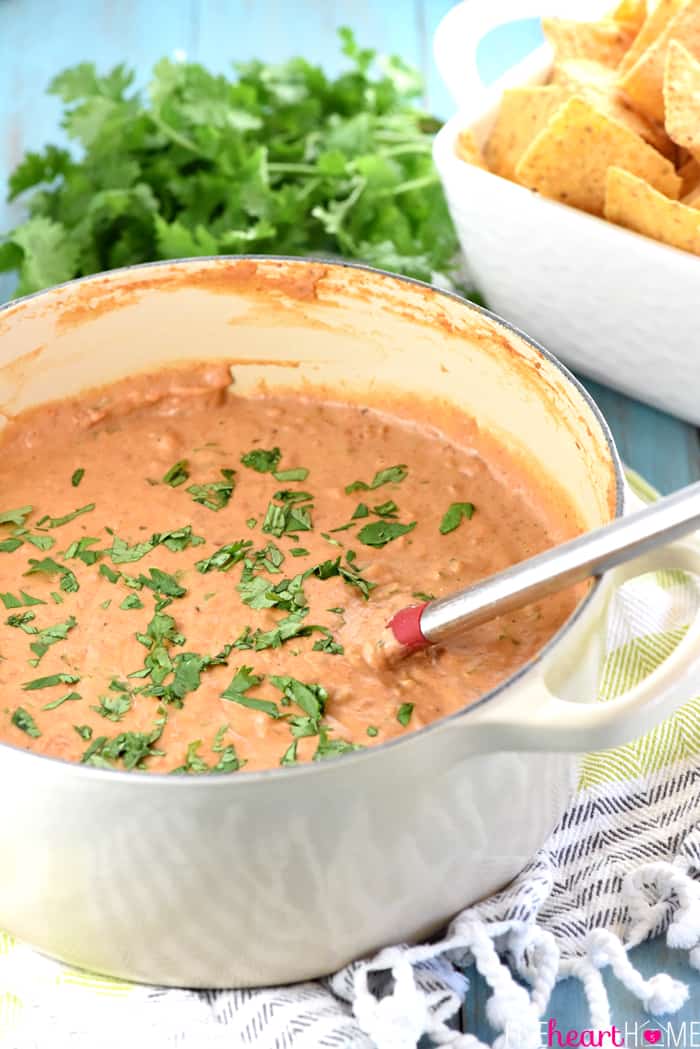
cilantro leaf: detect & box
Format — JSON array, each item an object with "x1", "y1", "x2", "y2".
[
  {"x1": 36, "y1": 503, "x2": 95, "y2": 529},
  {"x1": 240, "y1": 447, "x2": 281, "y2": 473},
  {"x1": 42, "y1": 691, "x2": 82, "y2": 711},
  {"x1": 0, "y1": 506, "x2": 33, "y2": 527},
  {"x1": 187, "y1": 469, "x2": 236, "y2": 511},
  {"x1": 439, "y1": 501, "x2": 475, "y2": 534},
  {"x1": 29, "y1": 615, "x2": 77, "y2": 664},
  {"x1": 22, "y1": 672, "x2": 81, "y2": 691},
  {"x1": 25, "y1": 556, "x2": 79, "y2": 593},
  {"x1": 71, "y1": 468, "x2": 85, "y2": 487},
  {"x1": 357, "y1": 520, "x2": 416, "y2": 548},
  {"x1": 162, "y1": 459, "x2": 190, "y2": 487},
  {"x1": 11, "y1": 707, "x2": 41, "y2": 737},
  {"x1": 1, "y1": 38, "x2": 458, "y2": 296},
  {"x1": 196, "y1": 540, "x2": 253, "y2": 574},
  {"x1": 221, "y1": 666, "x2": 279, "y2": 717},
  {"x1": 345, "y1": 465, "x2": 407, "y2": 494},
  {"x1": 397, "y1": 702, "x2": 414, "y2": 727}
]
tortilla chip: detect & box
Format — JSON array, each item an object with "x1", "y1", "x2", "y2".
[
  {"x1": 454, "y1": 128, "x2": 488, "y2": 169},
  {"x1": 618, "y1": 2, "x2": 700, "y2": 123},
  {"x1": 484, "y1": 86, "x2": 569, "y2": 181},
  {"x1": 515, "y1": 96, "x2": 681, "y2": 215},
  {"x1": 604, "y1": 165, "x2": 700, "y2": 253},
  {"x1": 542, "y1": 15, "x2": 638, "y2": 68},
  {"x1": 679, "y1": 154, "x2": 700, "y2": 193},
  {"x1": 664, "y1": 39, "x2": 700, "y2": 159},
  {"x1": 549, "y1": 57, "x2": 674, "y2": 156},
  {"x1": 618, "y1": 0, "x2": 685, "y2": 74},
  {"x1": 612, "y1": 0, "x2": 647, "y2": 32}
]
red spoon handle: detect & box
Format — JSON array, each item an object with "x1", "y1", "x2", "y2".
[{"x1": 388, "y1": 602, "x2": 428, "y2": 649}]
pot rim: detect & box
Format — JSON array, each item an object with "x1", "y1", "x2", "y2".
[{"x1": 0, "y1": 255, "x2": 626, "y2": 785}]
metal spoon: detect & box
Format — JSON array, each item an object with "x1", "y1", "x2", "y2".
[{"x1": 388, "y1": 480, "x2": 700, "y2": 652}]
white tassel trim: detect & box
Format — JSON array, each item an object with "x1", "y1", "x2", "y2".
[{"x1": 351, "y1": 858, "x2": 700, "y2": 1049}]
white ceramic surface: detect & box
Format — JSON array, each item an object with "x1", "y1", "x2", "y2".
[
  {"x1": 2, "y1": 258, "x2": 700, "y2": 988},
  {"x1": 433, "y1": 0, "x2": 700, "y2": 425}
]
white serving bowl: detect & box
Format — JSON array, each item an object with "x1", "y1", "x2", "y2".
[{"x1": 433, "y1": 0, "x2": 700, "y2": 425}]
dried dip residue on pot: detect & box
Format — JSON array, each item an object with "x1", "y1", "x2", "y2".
[{"x1": 0, "y1": 365, "x2": 583, "y2": 774}]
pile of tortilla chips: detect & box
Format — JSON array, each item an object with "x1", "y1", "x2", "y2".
[{"x1": 456, "y1": 0, "x2": 700, "y2": 257}]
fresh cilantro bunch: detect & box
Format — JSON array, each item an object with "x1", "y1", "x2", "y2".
[{"x1": 0, "y1": 29, "x2": 458, "y2": 297}]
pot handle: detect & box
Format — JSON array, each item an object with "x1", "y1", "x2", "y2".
[{"x1": 463, "y1": 536, "x2": 700, "y2": 754}]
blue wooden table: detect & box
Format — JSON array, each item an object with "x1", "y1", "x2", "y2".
[{"x1": 1, "y1": 1, "x2": 699, "y2": 1042}]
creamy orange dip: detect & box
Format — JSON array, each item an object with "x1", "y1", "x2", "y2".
[{"x1": 0, "y1": 365, "x2": 582, "y2": 774}]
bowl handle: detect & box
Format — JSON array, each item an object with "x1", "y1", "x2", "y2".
[
  {"x1": 462, "y1": 536, "x2": 700, "y2": 753},
  {"x1": 432, "y1": 0, "x2": 613, "y2": 113}
]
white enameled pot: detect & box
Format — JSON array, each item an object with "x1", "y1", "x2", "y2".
[{"x1": 1, "y1": 257, "x2": 700, "y2": 989}]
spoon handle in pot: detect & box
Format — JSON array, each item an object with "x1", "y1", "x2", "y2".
[{"x1": 390, "y1": 480, "x2": 700, "y2": 650}]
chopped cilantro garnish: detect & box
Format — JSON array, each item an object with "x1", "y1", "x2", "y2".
[
  {"x1": 254, "y1": 541, "x2": 285, "y2": 573},
  {"x1": 341, "y1": 551, "x2": 376, "y2": 599},
  {"x1": 312, "y1": 632, "x2": 344, "y2": 655},
  {"x1": 92, "y1": 691, "x2": 132, "y2": 722},
  {"x1": 23, "y1": 671, "x2": 81, "y2": 691},
  {"x1": 120, "y1": 594, "x2": 144, "y2": 610},
  {"x1": 262, "y1": 493, "x2": 313, "y2": 538},
  {"x1": 195, "y1": 539, "x2": 253, "y2": 574},
  {"x1": 71, "y1": 468, "x2": 85, "y2": 488},
  {"x1": 313, "y1": 726, "x2": 362, "y2": 760},
  {"x1": 357, "y1": 520, "x2": 416, "y2": 547},
  {"x1": 345, "y1": 465, "x2": 408, "y2": 494},
  {"x1": 413, "y1": 591, "x2": 435, "y2": 602},
  {"x1": 153, "y1": 525, "x2": 205, "y2": 552},
  {"x1": 42, "y1": 690, "x2": 82, "y2": 711},
  {"x1": 6, "y1": 610, "x2": 37, "y2": 633},
  {"x1": 290, "y1": 547, "x2": 309, "y2": 557},
  {"x1": 134, "y1": 567, "x2": 187, "y2": 603},
  {"x1": 397, "y1": 702, "x2": 414, "y2": 727},
  {"x1": 353, "y1": 503, "x2": 370, "y2": 519},
  {"x1": 246, "y1": 517, "x2": 257, "y2": 529},
  {"x1": 0, "y1": 538, "x2": 24, "y2": 553},
  {"x1": 29, "y1": 616, "x2": 77, "y2": 664},
  {"x1": 233, "y1": 614, "x2": 312, "y2": 652},
  {"x1": 372, "y1": 500, "x2": 399, "y2": 518},
  {"x1": 50, "y1": 592, "x2": 64, "y2": 604},
  {"x1": 273, "y1": 467, "x2": 309, "y2": 482},
  {"x1": 25, "y1": 556, "x2": 79, "y2": 593},
  {"x1": 270, "y1": 675, "x2": 327, "y2": 722},
  {"x1": 0, "y1": 590, "x2": 45, "y2": 609},
  {"x1": 36, "y1": 503, "x2": 95, "y2": 530},
  {"x1": 280, "y1": 741, "x2": 298, "y2": 766},
  {"x1": 99, "y1": 563, "x2": 121, "y2": 584},
  {"x1": 11, "y1": 706, "x2": 41, "y2": 737},
  {"x1": 0, "y1": 506, "x2": 33, "y2": 527},
  {"x1": 171, "y1": 739, "x2": 210, "y2": 774},
  {"x1": 74, "y1": 724, "x2": 93, "y2": 740},
  {"x1": 222, "y1": 666, "x2": 279, "y2": 717},
  {"x1": 240, "y1": 447, "x2": 281, "y2": 473},
  {"x1": 187, "y1": 468, "x2": 236, "y2": 511},
  {"x1": 366, "y1": 726, "x2": 379, "y2": 737},
  {"x1": 64, "y1": 537, "x2": 102, "y2": 565},
  {"x1": 108, "y1": 535, "x2": 155, "y2": 564},
  {"x1": 23, "y1": 532, "x2": 56, "y2": 551},
  {"x1": 439, "y1": 502, "x2": 475, "y2": 535},
  {"x1": 162, "y1": 459, "x2": 190, "y2": 487},
  {"x1": 81, "y1": 714, "x2": 167, "y2": 769}
]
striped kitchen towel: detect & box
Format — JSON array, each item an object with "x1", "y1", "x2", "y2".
[{"x1": 2, "y1": 472, "x2": 700, "y2": 1049}]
